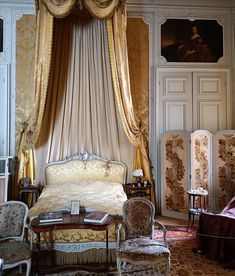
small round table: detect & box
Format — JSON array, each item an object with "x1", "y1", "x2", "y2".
[{"x1": 187, "y1": 189, "x2": 208, "y2": 230}]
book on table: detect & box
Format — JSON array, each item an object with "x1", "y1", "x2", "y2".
[
  {"x1": 39, "y1": 211, "x2": 63, "y2": 224},
  {"x1": 84, "y1": 211, "x2": 109, "y2": 224}
]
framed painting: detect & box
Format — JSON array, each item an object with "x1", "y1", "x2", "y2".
[{"x1": 161, "y1": 19, "x2": 223, "y2": 63}]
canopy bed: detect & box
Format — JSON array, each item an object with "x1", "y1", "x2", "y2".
[
  {"x1": 16, "y1": 0, "x2": 156, "y2": 265},
  {"x1": 29, "y1": 151, "x2": 128, "y2": 264},
  {"x1": 17, "y1": 0, "x2": 155, "y2": 205}
]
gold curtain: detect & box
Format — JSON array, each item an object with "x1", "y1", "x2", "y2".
[
  {"x1": 106, "y1": 6, "x2": 156, "y2": 204},
  {"x1": 22, "y1": 0, "x2": 123, "y2": 150},
  {"x1": 17, "y1": 1, "x2": 54, "y2": 184}
]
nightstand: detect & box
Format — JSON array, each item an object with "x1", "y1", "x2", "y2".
[
  {"x1": 124, "y1": 182, "x2": 151, "y2": 200},
  {"x1": 19, "y1": 185, "x2": 39, "y2": 208}
]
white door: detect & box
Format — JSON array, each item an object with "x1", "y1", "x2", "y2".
[
  {"x1": 157, "y1": 69, "x2": 193, "y2": 133},
  {"x1": 157, "y1": 68, "x2": 230, "y2": 135},
  {"x1": 193, "y1": 71, "x2": 228, "y2": 132}
]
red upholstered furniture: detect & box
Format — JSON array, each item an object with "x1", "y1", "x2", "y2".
[{"x1": 196, "y1": 196, "x2": 235, "y2": 268}]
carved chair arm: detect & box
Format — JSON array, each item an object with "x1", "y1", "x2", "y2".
[{"x1": 154, "y1": 220, "x2": 168, "y2": 247}]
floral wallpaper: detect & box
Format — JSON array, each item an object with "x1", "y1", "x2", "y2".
[{"x1": 215, "y1": 132, "x2": 235, "y2": 210}]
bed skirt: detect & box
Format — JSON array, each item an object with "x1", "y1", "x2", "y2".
[{"x1": 37, "y1": 247, "x2": 117, "y2": 266}]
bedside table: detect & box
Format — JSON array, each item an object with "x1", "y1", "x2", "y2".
[
  {"x1": 124, "y1": 182, "x2": 151, "y2": 200},
  {"x1": 19, "y1": 185, "x2": 39, "y2": 207},
  {"x1": 187, "y1": 189, "x2": 208, "y2": 230}
]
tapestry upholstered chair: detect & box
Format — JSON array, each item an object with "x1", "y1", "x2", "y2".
[
  {"x1": 116, "y1": 197, "x2": 171, "y2": 275},
  {"x1": 0, "y1": 201, "x2": 32, "y2": 276}
]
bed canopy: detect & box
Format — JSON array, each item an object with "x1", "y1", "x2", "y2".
[{"x1": 17, "y1": 0, "x2": 156, "y2": 204}]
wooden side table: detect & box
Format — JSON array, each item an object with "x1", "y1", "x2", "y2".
[
  {"x1": 187, "y1": 189, "x2": 208, "y2": 230},
  {"x1": 124, "y1": 182, "x2": 151, "y2": 200},
  {"x1": 19, "y1": 185, "x2": 39, "y2": 208}
]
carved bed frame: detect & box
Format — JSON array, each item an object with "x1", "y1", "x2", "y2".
[{"x1": 43, "y1": 151, "x2": 127, "y2": 187}]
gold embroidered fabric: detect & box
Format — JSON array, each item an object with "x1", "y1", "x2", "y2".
[
  {"x1": 28, "y1": 180, "x2": 127, "y2": 217},
  {"x1": 21, "y1": 1, "x2": 53, "y2": 149},
  {"x1": 45, "y1": 160, "x2": 126, "y2": 185},
  {"x1": 83, "y1": 0, "x2": 121, "y2": 19},
  {"x1": 39, "y1": 225, "x2": 117, "y2": 244},
  {"x1": 42, "y1": 0, "x2": 77, "y2": 18}
]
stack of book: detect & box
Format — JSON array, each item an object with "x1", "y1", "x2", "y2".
[
  {"x1": 84, "y1": 211, "x2": 109, "y2": 224},
  {"x1": 39, "y1": 211, "x2": 63, "y2": 225}
]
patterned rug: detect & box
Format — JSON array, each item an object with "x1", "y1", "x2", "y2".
[
  {"x1": 155, "y1": 225, "x2": 196, "y2": 241},
  {"x1": 43, "y1": 227, "x2": 235, "y2": 276}
]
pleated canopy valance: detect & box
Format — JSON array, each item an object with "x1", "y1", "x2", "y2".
[{"x1": 37, "y1": 0, "x2": 124, "y2": 19}]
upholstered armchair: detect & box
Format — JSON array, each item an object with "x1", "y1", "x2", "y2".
[
  {"x1": 0, "y1": 201, "x2": 32, "y2": 276},
  {"x1": 116, "y1": 197, "x2": 171, "y2": 275}
]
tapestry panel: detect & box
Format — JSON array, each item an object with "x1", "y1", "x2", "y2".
[
  {"x1": 161, "y1": 131, "x2": 190, "y2": 218},
  {"x1": 214, "y1": 130, "x2": 235, "y2": 211},
  {"x1": 191, "y1": 130, "x2": 212, "y2": 209}
]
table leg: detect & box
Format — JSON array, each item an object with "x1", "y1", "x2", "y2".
[
  {"x1": 187, "y1": 194, "x2": 191, "y2": 231},
  {"x1": 187, "y1": 211, "x2": 191, "y2": 231},
  {"x1": 36, "y1": 232, "x2": 40, "y2": 274},
  {"x1": 106, "y1": 229, "x2": 109, "y2": 264}
]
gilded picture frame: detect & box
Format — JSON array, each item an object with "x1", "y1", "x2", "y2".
[{"x1": 161, "y1": 19, "x2": 223, "y2": 63}]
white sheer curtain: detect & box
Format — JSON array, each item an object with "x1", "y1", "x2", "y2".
[{"x1": 34, "y1": 15, "x2": 134, "y2": 184}]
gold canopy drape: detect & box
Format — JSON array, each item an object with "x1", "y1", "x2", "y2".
[{"x1": 18, "y1": 0, "x2": 156, "y2": 204}]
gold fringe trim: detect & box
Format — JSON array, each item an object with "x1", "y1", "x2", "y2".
[{"x1": 58, "y1": 249, "x2": 116, "y2": 265}]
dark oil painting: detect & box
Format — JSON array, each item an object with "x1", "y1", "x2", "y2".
[{"x1": 161, "y1": 19, "x2": 223, "y2": 63}]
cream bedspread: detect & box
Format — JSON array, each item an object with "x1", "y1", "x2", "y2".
[{"x1": 29, "y1": 180, "x2": 127, "y2": 218}]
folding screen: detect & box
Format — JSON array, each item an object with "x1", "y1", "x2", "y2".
[
  {"x1": 161, "y1": 129, "x2": 234, "y2": 219},
  {"x1": 161, "y1": 131, "x2": 190, "y2": 219},
  {"x1": 214, "y1": 130, "x2": 235, "y2": 212},
  {"x1": 191, "y1": 130, "x2": 212, "y2": 210}
]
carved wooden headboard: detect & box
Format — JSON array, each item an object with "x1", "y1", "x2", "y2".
[{"x1": 44, "y1": 151, "x2": 127, "y2": 186}]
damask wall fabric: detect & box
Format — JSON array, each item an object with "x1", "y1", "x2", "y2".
[{"x1": 16, "y1": 15, "x2": 36, "y2": 151}]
